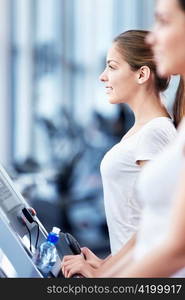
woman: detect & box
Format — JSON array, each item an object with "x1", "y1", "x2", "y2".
[
  {"x1": 61, "y1": 29, "x2": 177, "y2": 278},
  {"x1": 99, "y1": 29, "x2": 175, "y2": 256}
]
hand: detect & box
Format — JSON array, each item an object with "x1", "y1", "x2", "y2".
[
  {"x1": 81, "y1": 247, "x2": 103, "y2": 269},
  {"x1": 61, "y1": 253, "x2": 96, "y2": 278}
]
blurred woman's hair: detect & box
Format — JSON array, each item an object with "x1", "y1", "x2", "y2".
[
  {"x1": 179, "y1": 0, "x2": 185, "y2": 10},
  {"x1": 173, "y1": 0, "x2": 185, "y2": 127}
]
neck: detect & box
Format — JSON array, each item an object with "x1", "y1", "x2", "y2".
[{"x1": 127, "y1": 88, "x2": 170, "y2": 126}]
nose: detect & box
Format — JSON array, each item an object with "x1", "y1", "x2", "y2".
[{"x1": 99, "y1": 69, "x2": 108, "y2": 82}]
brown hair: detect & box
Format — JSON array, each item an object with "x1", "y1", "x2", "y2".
[
  {"x1": 173, "y1": 76, "x2": 185, "y2": 127},
  {"x1": 178, "y1": 0, "x2": 185, "y2": 11},
  {"x1": 173, "y1": 1, "x2": 185, "y2": 127},
  {"x1": 113, "y1": 30, "x2": 170, "y2": 94}
]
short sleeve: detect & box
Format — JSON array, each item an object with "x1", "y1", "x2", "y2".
[{"x1": 134, "y1": 121, "x2": 177, "y2": 164}]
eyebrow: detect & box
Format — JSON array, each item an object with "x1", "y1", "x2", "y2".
[{"x1": 107, "y1": 59, "x2": 119, "y2": 64}]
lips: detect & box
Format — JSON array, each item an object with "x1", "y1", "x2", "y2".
[
  {"x1": 105, "y1": 87, "x2": 113, "y2": 94},
  {"x1": 105, "y1": 86, "x2": 113, "y2": 91}
]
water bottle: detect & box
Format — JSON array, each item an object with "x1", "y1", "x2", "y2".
[{"x1": 33, "y1": 226, "x2": 60, "y2": 277}]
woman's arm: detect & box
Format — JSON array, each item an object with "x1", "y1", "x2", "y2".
[
  {"x1": 116, "y1": 240, "x2": 185, "y2": 277},
  {"x1": 95, "y1": 233, "x2": 136, "y2": 277},
  {"x1": 62, "y1": 233, "x2": 137, "y2": 277}
]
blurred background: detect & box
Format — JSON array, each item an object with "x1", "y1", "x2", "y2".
[{"x1": 0, "y1": 0, "x2": 179, "y2": 258}]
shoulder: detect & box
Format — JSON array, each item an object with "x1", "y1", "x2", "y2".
[
  {"x1": 134, "y1": 118, "x2": 176, "y2": 161},
  {"x1": 141, "y1": 118, "x2": 177, "y2": 139},
  {"x1": 137, "y1": 118, "x2": 177, "y2": 148}
]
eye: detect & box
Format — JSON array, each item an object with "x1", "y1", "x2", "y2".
[{"x1": 108, "y1": 64, "x2": 115, "y2": 70}]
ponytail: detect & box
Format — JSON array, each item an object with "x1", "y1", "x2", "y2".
[{"x1": 173, "y1": 76, "x2": 185, "y2": 128}]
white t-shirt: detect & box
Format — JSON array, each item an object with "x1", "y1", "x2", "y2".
[
  {"x1": 100, "y1": 117, "x2": 177, "y2": 255},
  {"x1": 134, "y1": 118, "x2": 185, "y2": 277}
]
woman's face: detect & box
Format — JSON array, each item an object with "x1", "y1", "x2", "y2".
[
  {"x1": 99, "y1": 44, "x2": 138, "y2": 104},
  {"x1": 147, "y1": 0, "x2": 185, "y2": 77}
]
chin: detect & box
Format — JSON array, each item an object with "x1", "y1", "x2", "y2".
[
  {"x1": 108, "y1": 97, "x2": 124, "y2": 104},
  {"x1": 108, "y1": 98, "x2": 117, "y2": 104},
  {"x1": 157, "y1": 59, "x2": 178, "y2": 77},
  {"x1": 157, "y1": 66, "x2": 171, "y2": 78}
]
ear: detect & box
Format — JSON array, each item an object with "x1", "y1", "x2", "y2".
[{"x1": 137, "y1": 66, "x2": 151, "y2": 84}]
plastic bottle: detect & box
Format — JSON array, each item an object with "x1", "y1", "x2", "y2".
[{"x1": 33, "y1": 226, "x2": 60, "y2": 277}]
